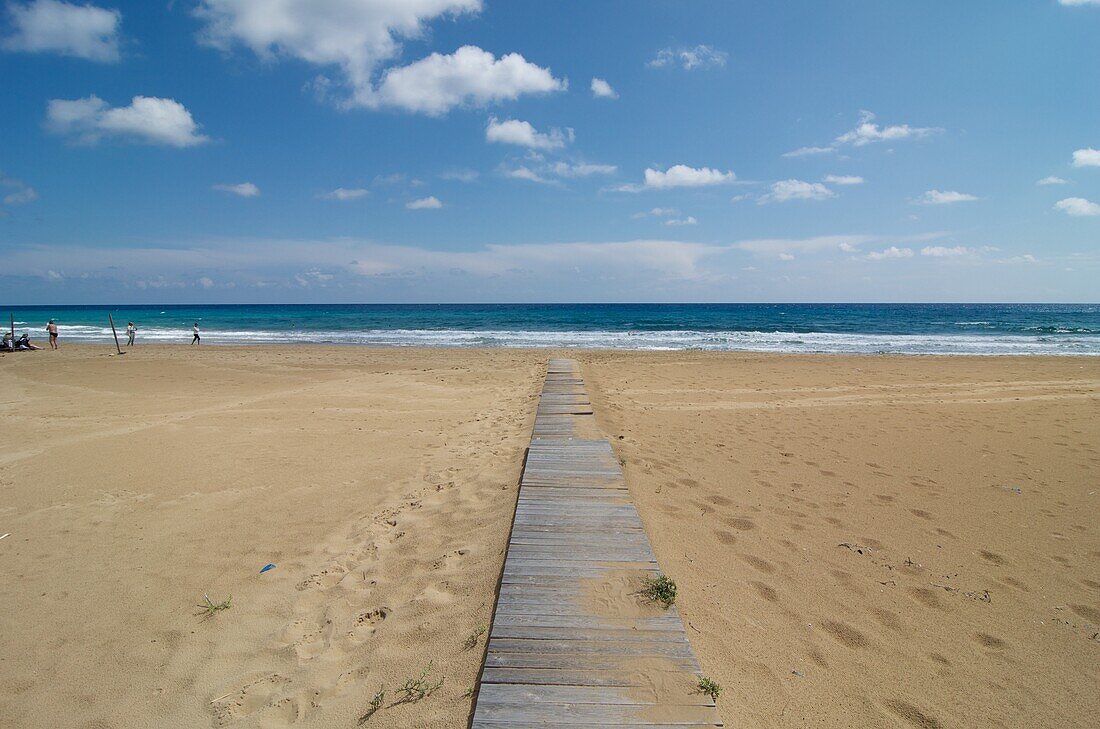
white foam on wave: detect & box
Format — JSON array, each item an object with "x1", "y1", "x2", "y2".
[{"x1": 48, "y1": 325, "x2": 1100, "y2": 355}]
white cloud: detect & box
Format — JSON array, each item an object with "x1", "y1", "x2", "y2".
[
  {"x1": 196, "y1": 0, "x2": 483, "y2": 105},
  {"x1": 46, "y1": 95, "x2": 209, "y2": 147},
  {"x1": 782, "y1": 146, "x2": 835, "y2": 158},
  {"x1": 1059, "y1": 1, "x2": 1100, "y2": 6},
  {"x1": 295, "y1": 268, "x2": 334, "y2": 287},
  {"x1": 640, "y1": 164, "x2": 736, "y2": 190},
  {"x1": 213, "y1": 182, "x2": 260, "y2": 197},
  {"x1": 1054, "y1": 197, "x2": 1100, "y2": 216},
  {"x1": 866, "y1": 246, "x2": 914, "y2": 260},
  {"x1": 371, "y1": 45, "x2": 565, "y2": 115},
  {"x1": 921, "y1": 246, "x2": 975, "y2": 257},
  {"x1": 736, "y1": 234, "x2": 887, "y2": 256},
  {"x1": 916, "y1": 189, "x2": 978, "y2": 205},
  {"x1": 486, "y1": 117, "x2": 572, "y2": 150},
  {"x1": 197, "y1": 276, "x2": 215, "y2": 288},
  {"x1": 502, "y1": 166, "x2": 553, "y2": 184},
  {"x1": 319, "y1": 187, "x2": 369, "y2": 200},
  {"x1": 1037, "y1": 176, "x2": 1068, "y2": 185},
  {"x1": 824, "y1": 174, "x2": 864, "y2": 185},
  {"x1": 663, "y1": 216, "x2": 697, "y2": 226},
  {"x1": 758, "y1": 179, "x2": 836, "y2": 204},
  {"x1": 777, "y1": 252, "x2": 795, "y2": 261},
  {"x1": 1, "y1": 173, "x2": 38, "y2": 205},
  {"x1": 648, "y1": 44, "x2": 727, "y2": 70},
  {"x1": 440, "y1": 169, "x2": 478, "y2": 182},
  {"x1": 4, "y1": 187, "x2": 38, "y2": 205},
  {"x1": 835, "y1": 111, "x2": 942, "y2": 147},
  {"x1": 406, "y1": 195, "x2": 442, "y2": 209},
  {"x1": 7, "y1": 232, "x2": 989, "y2": 299},
  {"x1": 590, "y1": 77, "x2": 617, "y2": 99},
  {"x1": 551, "y1": 162, "x2": 616, "y2": 177},
  {"x1": 2, "y1": 0, "x2": 120, "y2": 62},
  {"x1": 1072, "y1": 148, "x2": 1100, "y2": 167}
]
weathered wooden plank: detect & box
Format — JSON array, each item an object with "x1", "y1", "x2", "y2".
[
  {"x1": 473, "y1": 721, "x2": 721, "y2": 728},
  {"x1": 488, "y1": 638, "x2": 695, "y2": 658},
  {"x1": 480, "y1": 667, "x2": 703, "y2": 687},
  {"x1": 485, "y1": 651, "x2": 701, "y2": 672},
  {"x1": 471, "y1": 701, "x2": 722, "y2": 725},
  {"x1": 489, "y1": 626, "x2": 689, "y2": 644},
  {"x1": 490, "y1": 614, "x2": 683, "y2": 630},
  {"x1": 476, "y1": 683, "x2": 713, "y2": 707}
]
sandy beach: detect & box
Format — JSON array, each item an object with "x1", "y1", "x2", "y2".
[{"x1": 2, "y1": 345, "x2": 1098, "y2": 728}]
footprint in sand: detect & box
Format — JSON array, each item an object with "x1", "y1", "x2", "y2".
[
  {"x1": 282, "y1": 617, "x2": 334, "y2": 661},
  {"x1": 820, "y1": 619, "x2": 869, "y2": 649},
  {"x1": 884, "y1": 699, "x2": 942, "y2": 728},
  {"x1": 347, "y1": 607, "x2": 389, "y2": 642},
  {"x1": 908, "y1": 587, "x2": 945, "y2": 610},
  {"x1": 742, "y1": 554, "x2": 776, "y2": 574},
  {"x1": 749, "y1": 581, "x2": 779, "y2": 602},
  {"x1": 212, "y1": 674, "x2": 298, "y2": 727},
  {"x1": 974, "y1": 633, "x2": 1008, "y2": 650},
  {"x1": 978, "y1": 549, "x2": 1008, "y2": 566},
  {"x1": 713, "y1": 530, "x2": 737, "y2": 545}
]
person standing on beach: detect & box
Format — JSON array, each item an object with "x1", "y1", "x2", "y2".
[
  {"x1": 46, "y1": 320, "x2": 58, "y2": 350},
  {"x1": 127, "y1": 322, "x2": 136, "y2": 347},
  {"x1": 191, "y1": 322, "x2": 200, "y2": 345}
]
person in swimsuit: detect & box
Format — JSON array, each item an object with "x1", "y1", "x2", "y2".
[
  {"x1": 46, "y1": 320, "x2": 58, "y2": 349},
  {"x1": 191, "y1": 322, "x2": 200, "y2": 345},
  {"x1": 127, "y1": 322, "x2": 136, "y2": 346}
]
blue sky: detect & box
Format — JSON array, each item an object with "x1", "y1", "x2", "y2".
[{"x1": 1, "y1": 0, "x2": 1098, "y2": 303}]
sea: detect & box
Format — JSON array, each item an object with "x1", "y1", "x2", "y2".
[{"x1": 6, "y1": 303, "x2": 1100, "y2": 356}]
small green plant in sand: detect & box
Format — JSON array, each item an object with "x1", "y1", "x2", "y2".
[
  {"x1": 357, "y1": 685, "x2": 386, "y2": 724},
  {"x1": 640, "y1": 574, "x2": 677, "y2": 608},
  {"x1": 697, "y1": 676, "x2": 722, "y2": 702},
  {"x1": 197, "y1": 593, "x2": 232, "y2": 618},
  {"x1": 463, "y1": 624, "x2": 488, "y2": 650},
  {"x1": 395, "y1": 661, "x2": 445, "y2": 704}
]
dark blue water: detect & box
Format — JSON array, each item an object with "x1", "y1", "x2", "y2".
[{"x1": 7, "y1": 303, "x2": 1099, "y2": 354}]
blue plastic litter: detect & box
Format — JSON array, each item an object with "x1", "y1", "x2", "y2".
[{"x1": 259, "y1": 563, "x2": 276, "y2": 574}]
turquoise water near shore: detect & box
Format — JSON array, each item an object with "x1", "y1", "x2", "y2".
[{"x1": 6, "y1": 303, "x2": 1100, "y2": 355}]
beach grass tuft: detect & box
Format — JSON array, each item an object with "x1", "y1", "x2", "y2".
[
  {"x1": 697, "y1": 676, "x2": 722, "y2": 702},
  {"x1": 395, "y1": 661, "x2": 444, "y2": 704},
  {"x1": 197, "y1": 593, "x2": 232, "y2": 619},
  {"x1": 640, "y1": 574, "x2": 677, "y2": 607},
  {"x1": 358, "y1": 685, "x2": 386, "y2": 723}
]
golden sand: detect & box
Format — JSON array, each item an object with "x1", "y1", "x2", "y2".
[
  {"x1": 581, "y1": 350, "x2": 1100, "y2": 729},
  {"x1": 2, "y1": 346, "x2": 1097, "y2": 728}
]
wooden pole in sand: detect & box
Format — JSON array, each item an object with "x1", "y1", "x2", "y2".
[{"x1": 108, "y1": 313, "x2": 124, "y2": 355}]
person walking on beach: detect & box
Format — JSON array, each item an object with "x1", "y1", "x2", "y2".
[
  {"x1": 46, "y1": 320, "x2": 58, "y2": 349},
  {"x1": 191, "y1": 322, "x2": 200, "y2": 345},
  {"x1": 126, "y1": 322, "x2": 136, "y2": 347}
]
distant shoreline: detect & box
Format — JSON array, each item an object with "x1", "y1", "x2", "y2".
[{"x1": 6, "y1": 342, "x2": 1097, "y2": 359}]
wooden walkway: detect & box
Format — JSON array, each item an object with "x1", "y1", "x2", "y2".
[{"x1": 471, "y1": 359, "x2": 723, "y2": 727}]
